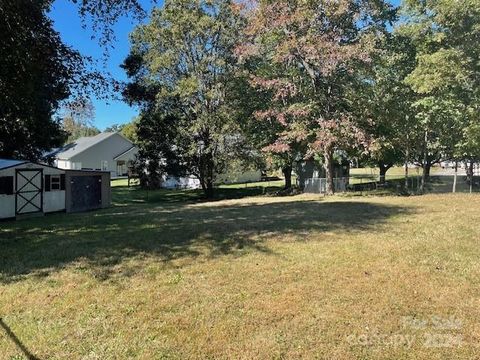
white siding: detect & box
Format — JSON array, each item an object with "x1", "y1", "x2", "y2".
[
  {"x1": 115, "y1": 147, "x2": 138, "y2": 161},
  {"x1": 162, "y1": 176, "x2": 201, "y2": 189},
  {"x1": 44, "y1": 189, "x2": 66, "y2": 213},
  {"x1": 68, "y1": 134, "x2": 136, "y2": 177},
  {"x1": 0, "y1": 195, "x2": 15, "y2": 218},
  {"x1": 0, "y1": 166, "x2": 18, "y2": 218},
  {"x1": 0, "y1": 163, "x2": 66, "y2": 219},
  {"x1": 57, "y1": 160, "x2": 71, "y2": 169}
]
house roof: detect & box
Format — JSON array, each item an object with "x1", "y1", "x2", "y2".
[
  {"x1": 51, "y1": 132, "x2": 118, "y2": 160},
  {"x1": 0, "y1": 159, "x2": 28, "y2": 170},
  {"x1": 113, "y1": 146, "x2": 137, "y2": 160}
]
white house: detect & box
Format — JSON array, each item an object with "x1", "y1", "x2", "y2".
[
  {"x1": 48, "y1": 132, "x2": 263, "y2": 188},
  {"x1": 162, "y1": 175, "x2": 201, "y2": 189},
  {"x1": 49, "y1": 132, "x2": 138, "y2": 178},
  {"x1": 216, "y1": 169, "x2": 263, "y2": 185}
]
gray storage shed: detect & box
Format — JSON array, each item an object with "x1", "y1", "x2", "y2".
[{"x1": 65, "y1": 170, "x2": 111, "y2": 213}]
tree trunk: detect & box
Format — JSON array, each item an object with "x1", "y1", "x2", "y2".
[
  {"x1": 404, "y1": 133, "x2": 410, "y2": 190},
  {"x1": 424, "y1": 162, "x2": 431, "y2": 180},
  {"x1": 378, "y1": 162, "x2": 392, "y2": 185},
  {"x1": 200, "y1": 176, "x2": 215, "y2": 199},
  {"x1": 453, "y1": 161, "x2": 458, "y2": 193},
  {"x1": 467, "y1": 160, "x2": 474, "y2": 180},
  {"x1": 324, "y1": 149, "x2": 335, "y2": 195},
  {"x1": 420, "y1": 130, "x2": 428, "y2": 193},
  {"x1": 468, "y1": 160, "x2": 474, "y2": 193},
  {"x1": 421, "y1": 163, "x2": 429, "y2": 193},
  {"x1": 282, "y1": 166, "x2": 292, "y2": 189},
  {"x1": 199, "y1": 151, "x2": 215, "y2": 199},
  {"x1": 205, "y1": 179, "x2": 214, "y2": 199}
]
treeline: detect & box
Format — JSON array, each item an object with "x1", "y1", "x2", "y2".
[
  {"x1": 1, "y1": 1, "x2": 479, "y2": 198},
  {"x1": 123, "y1": 0, "x2": 480, "y2": 197}
]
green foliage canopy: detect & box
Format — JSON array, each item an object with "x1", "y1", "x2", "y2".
[{"x1": 123, "y1": 0, "x2": 246, "y2": 197}]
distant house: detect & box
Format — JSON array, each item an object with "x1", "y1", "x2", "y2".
[
  {"x1": 216, "y1": 169, "x2": 263, "y2": 185},
  {"x1": 49, "y1": 132, "x2": 138, "y2": 178},
  {"x1": 48, "y1": 132, "x2": 262, "y2": 188},
  {"x1": 161, "y1": 169, "x2": 263, "y2": 190},
  {"x1": 162, "y1": 175, "x2": 201, "y2": 189}
]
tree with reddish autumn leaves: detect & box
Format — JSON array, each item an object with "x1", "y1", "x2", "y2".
[{"x1": 237, "y1": 0, "x2": 395, "y2": 194}]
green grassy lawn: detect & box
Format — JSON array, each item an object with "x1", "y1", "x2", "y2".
[
  {"x1": 111, "y1": 177, "x2": 288, "y2": 190},
  {"x1": 350, "y1": 166, "x2": 441, "y2": 180},
  {"x1": 1, "y1": 187, "x2": 480, "y2": 359},
  {"x1": 349, "y1": 166, "x2": 420, "y2": 184},
  {"x1": 111, "y1": 178, "x2": 134, "y2": 187},
  {"x1": 350, "y1": 166, "x2": 420, "y2": 177}
]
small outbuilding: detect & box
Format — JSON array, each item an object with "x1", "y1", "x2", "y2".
[
  {"x1": 65, "y1": 170, "x2": 111, "y2": 213},
  {"x1": 295, "y1": 154, "x2": 350, "y2": 193},
  {"x1": 0, "y1": 159, "x2": 110, "y2": 220}
]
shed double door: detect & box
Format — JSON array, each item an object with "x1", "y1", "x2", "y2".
[
  {"x1": 16, "y1": 169, "x2": 43, "y2": 215},
  {"x1": 70, "y1": 175, "x2": 102, "y2": 212}
]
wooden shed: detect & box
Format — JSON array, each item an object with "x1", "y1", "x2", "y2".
[{"x1": 0, "y1": 159, "x2": 110, "y2": 220}]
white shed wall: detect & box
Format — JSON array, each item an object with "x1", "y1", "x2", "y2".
[
  {"x1": 0, "y1": 163, "x2": 66, "y2": 219},
  {"x1": 0, "y1": 195, "x2": 15, "y2": 218},
  {"x1": 44, "y1": 191, "x2": 66, "y2": 213},
  {"x1": 0, "y1": 166, "x2": 18, "y2": 219}
]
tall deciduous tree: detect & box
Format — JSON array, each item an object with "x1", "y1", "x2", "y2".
[
  {"x1": 123, "y1": 0, "x2": 245, "y2": 197},
  {"x1": 238, "y1": 0, "x2": 395, "y2": 194},
  {"x1": 234, "y1": 64, "x2": 305, "y2": 189},
  {"x1": 0, "y1": 0, "x2": 150, "y2": 160},
  {"x1": 401, "y1": 0, "x2": 480, "y2": 189},
  {"x1": 364, "y1": 32, "x2": 418, "y2": 184},
  {"x1": 133, "y1": 106, "x2": 183, "y2": 189},
  {"x1": 0, "y1": 1, "x2": 75, "y2": 159}
]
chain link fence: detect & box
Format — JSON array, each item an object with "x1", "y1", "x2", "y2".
[{"x1": 303, "y1": 175, "x2": 480, "y2": 195}]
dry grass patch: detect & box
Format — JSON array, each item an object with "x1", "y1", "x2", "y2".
[{"x1": 1, "y1": 193, "x2": 480, "y2": 359}]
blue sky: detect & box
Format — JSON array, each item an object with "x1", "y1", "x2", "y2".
[
  {"x1": 49, "y1": 0, "x2": 161, "y2": 130},
  {"x1": 49, "y1": 0, "x2": 400, "y2": 131}
]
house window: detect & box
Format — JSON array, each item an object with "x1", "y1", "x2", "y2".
[
  {"x1": 0, "y1": 176, "x2": 14, "y2": 195},
  {"x1": 101, "y1": 161, "x2": 108, "y2": 171},
  {"x1": 51, "y1": 175, "x2": 61, "y2": 190}
]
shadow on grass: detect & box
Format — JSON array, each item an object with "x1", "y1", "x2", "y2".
[
  {"x1": 0, "y1": 318, "x2": 40, "y2": 360},
  {"x1": 0, "y1": 196, "x2": 411, "y2": 283},
  {"x1": 110, "y1": 184, "x2": 285, "y2": 206}
]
